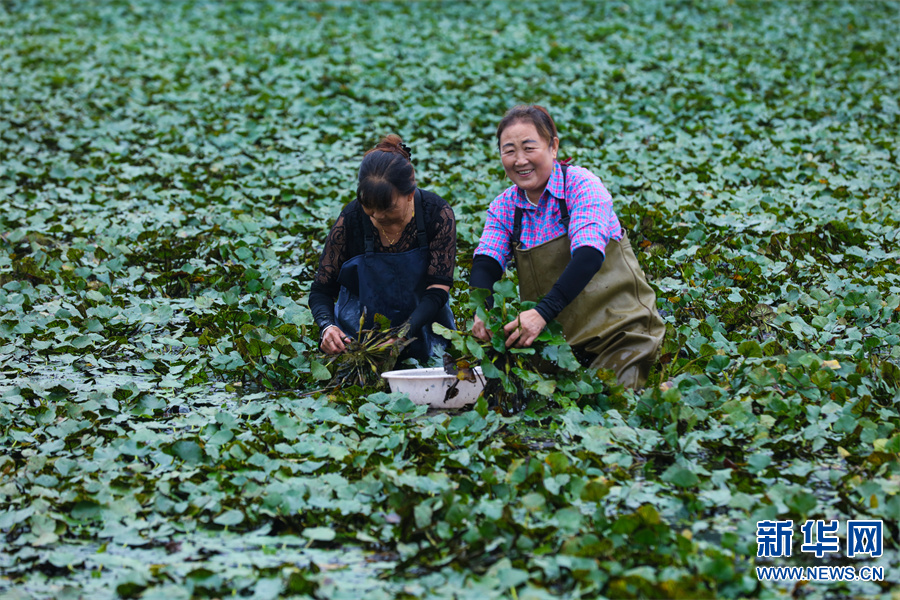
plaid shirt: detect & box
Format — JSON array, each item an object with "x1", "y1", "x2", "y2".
[{"x1": 474, "y1": 162, "x2": 622, "y2": 270}]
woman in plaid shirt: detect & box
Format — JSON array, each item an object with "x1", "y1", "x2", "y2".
[{"x1": 469, "y1": 105, "x2": 664, "y2": 388}]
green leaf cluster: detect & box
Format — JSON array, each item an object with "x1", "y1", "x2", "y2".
[
  {"x1": 0, "y1": 1, "x2": 898, "y2": 599},
  {"x1": 437, "y1": 281, "x2": 610, "y2": 416}
]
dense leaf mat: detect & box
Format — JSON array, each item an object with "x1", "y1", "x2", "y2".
[{"x1": 1, "y1": 1, "x2": 898, "y2": 598}]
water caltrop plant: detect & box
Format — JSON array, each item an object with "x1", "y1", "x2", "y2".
[
  {"x1": 436, "y1": 279, "x2": 614, "y2": 415},
  {"x1": 319, "y1": 313, "x2": 412, "y2": 389}
]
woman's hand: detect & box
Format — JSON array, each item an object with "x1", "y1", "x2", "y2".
[
  {"x1": 502, "y1": 309, "x2": 547, "y2": 348},
  {"x1": 472, "y1": 315, "x2": 492, "y2": 341},
  {"x1": 320, "y1": 325, "x2": 350, "y2": 354}
]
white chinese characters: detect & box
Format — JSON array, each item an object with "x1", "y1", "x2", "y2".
[{"x1": 756, "y1": 519, "x2": 883, "y2": 559}]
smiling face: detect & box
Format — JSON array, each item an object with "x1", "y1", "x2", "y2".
[{"x1": 499, "y1": 120, "x2": 559, "y2": 203}]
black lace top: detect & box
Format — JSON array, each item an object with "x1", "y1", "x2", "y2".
[{"x1": 309, "y1": 190, "x2": 456, "y2": 329}]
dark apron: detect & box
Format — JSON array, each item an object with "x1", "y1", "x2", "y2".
[
  {"x1": 334, "y1": 191, "x2": 455, "y2": 363},
  {"x1": 512, "y1": 166, "x2": 665, "y2": 389}
]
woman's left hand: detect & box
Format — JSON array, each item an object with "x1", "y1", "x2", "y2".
[{"x1": 503, "y1": 309, "x2": 547, "y2": 348}]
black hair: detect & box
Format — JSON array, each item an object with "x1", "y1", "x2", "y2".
[
  {"x1": 357, "y1": 134, "x2": 415, "y2": 211},
  {"x1": 496, "y1": 105, "x2": 558, "y2": 148}
]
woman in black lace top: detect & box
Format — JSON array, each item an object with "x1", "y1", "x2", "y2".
[{"x1": 308, "y1": 134, "x2": 457, "y2": 362}]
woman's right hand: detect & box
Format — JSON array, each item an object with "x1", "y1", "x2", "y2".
[
  {"x1": 472, "y1": 315, "x2": 492, "y2": 341},
  {"x1": 320, "y1": 325, "x2": 350, "y2": 354}
]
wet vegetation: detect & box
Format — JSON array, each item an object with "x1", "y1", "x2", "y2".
[{"x1": 1, "y1": 1, "x2": 898, "y2": 598}]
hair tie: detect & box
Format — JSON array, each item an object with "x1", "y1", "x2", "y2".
[{"x1": 399, "y1": 142, "x2": 412, "y2": 160}]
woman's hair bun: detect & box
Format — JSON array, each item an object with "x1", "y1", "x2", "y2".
[
  {"x1": 370, "y1": 134, "x2": 412, "y2": 161},
  {"x1": 358, "y1": 134, "x2": 416, "y2": 211}
]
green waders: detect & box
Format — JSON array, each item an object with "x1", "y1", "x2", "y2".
[{"x1": 514, "y1": 230, "x2": 665, "y2": 389}]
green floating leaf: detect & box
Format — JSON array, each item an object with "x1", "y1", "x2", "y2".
[
  {"x1": 213, "y1": 509, "x2": 244, "y2": 526},
  {"x1": 302, "y1": 527, "x2": 336, "y2": 542},
  {"x1": 661, "y1": 465, "x2": 700, "y2": 488},
  {"x1": 171, "y1": 440, "x2": 204, "y2": 465},
  {"x1": 738, "y1": 340, "x2": 762, "y2": 358},
  {"x1": 310, "y1": 360, "x2": 331, "y2": 381},
  {"x1": 747, "y1": 453, "x2": 772, "y2": 474}
]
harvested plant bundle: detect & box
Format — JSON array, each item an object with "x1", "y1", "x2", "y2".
[{"x1": 321, "y1": 312, "x2": 412, "y2": 389}]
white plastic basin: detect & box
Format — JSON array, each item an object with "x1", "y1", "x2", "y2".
[{"x1": 381, "y1": 367, "x2": 485, "y2": 408}]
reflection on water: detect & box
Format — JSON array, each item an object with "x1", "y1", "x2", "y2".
[{"x1": 0, "y1": 527, "x2": 400, "y2": 600}]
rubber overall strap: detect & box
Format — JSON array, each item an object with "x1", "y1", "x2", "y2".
[
  {"x1": 512, "y1": 163, "x2": 569, "y2": 245},
  {"x1": 362, "y1": 205, "x2": 376, "y2": 255},
  {"x1": 512, "y1": 207, "x2": 523, "y2": 245},
  {"x1": 414, "y1": 189, "x2": 427, "y2": 248},
  {"x1": 558, "y1": 164, "x2": 570, "y2": 229}
]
